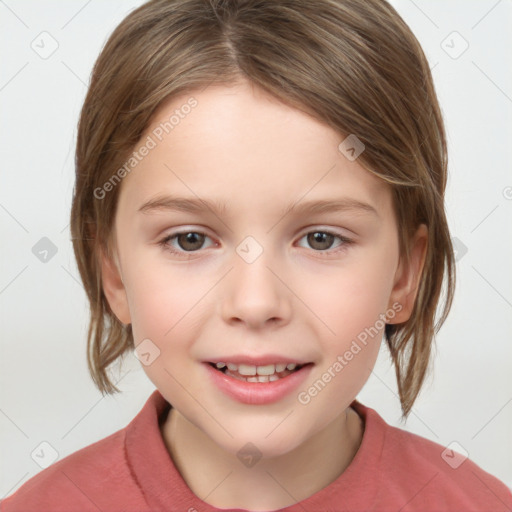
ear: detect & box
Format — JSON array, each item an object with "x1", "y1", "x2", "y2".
[
  {"x1": 387, "y1": 224, "x2": 428, "y2": 324},
  {"x1": 99, "y1": 246, "x2": 131, "y2": 325}
]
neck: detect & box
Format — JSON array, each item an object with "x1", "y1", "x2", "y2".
[{"x1": 161, "y1": 404, "x2": 363, "y2": 511}]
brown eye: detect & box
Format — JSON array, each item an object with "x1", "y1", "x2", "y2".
[
  {"x1": 175, "y1": 232, "x2": 206, "y2": 251},
  {"x1": 307, "y1": 232, "x2": 336, "y2": 251},
  {"x1": 159, "y1": 231, "x2": 214, "y2": 257},
  {"x1": 296, "y1": 229, "x2": 354, "y2": 256}
]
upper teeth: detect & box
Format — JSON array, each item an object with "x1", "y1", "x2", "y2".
[{"x1": 215, "y1": 362, "x2": 298, "y2": 375}]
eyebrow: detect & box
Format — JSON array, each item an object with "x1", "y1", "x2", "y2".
[{"x1": 138, "y1": 194, "x2": 378, "y2": 218}]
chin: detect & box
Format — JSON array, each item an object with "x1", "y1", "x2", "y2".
[{"x1": 207, "y1": 420, "x2": 307, "y2": 461}]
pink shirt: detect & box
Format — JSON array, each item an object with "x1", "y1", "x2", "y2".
[{"x1": 2, "y1": 390, "x2": 511, "y2": 511}]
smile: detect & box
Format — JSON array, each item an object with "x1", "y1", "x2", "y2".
[
  {"x1": 204, "y1": 362, "x2": 314, "y2": 405},
  {"x1": 209, "y1": 361, "x2": 305, "y2": 382}
]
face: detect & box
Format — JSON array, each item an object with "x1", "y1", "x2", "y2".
[{"x1": 101, "y1": 79, "x2": 425, "y2": 458}]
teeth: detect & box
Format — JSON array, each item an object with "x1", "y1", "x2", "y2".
[
  {"x1": 255, "y1": 364, "x2": 274, "y2": 376},
  {"x1": 239, "y1": 364, "x2": 258, "y2": 376},
  {"x1": 228, "y1": 372, "x2": 283, "y2": 383},
  {"x1": 213, "y1": 361, "x2": 301, "y2": 375}
]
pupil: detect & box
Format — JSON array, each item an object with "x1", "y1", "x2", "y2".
[
  {"x1": 179, "y1": 232, "x2": 204, "y2": 251},
  {"x1": 308, "y1": 232, "x2": 333, "y2": 250}
]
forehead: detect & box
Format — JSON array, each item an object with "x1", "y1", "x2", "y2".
[
  {"x1": 147, "y1": 80, "x2": 341, "y2": 158},
  {"x1": 117, "y1": 80, "x2": 391, "y2": 219}
]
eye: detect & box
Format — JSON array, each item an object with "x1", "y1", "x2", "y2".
[
  {"x1": 158, "y1": 228, "x2": 354, "y2": 258},
  {"x1": 296, "y1": 229, "x2": 353, "y2": 255},
  {"x1": 158, "y1": 230, "x2": 214, "y2": 258}
]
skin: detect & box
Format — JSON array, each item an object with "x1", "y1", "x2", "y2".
[{"x1": 101, "y1": 78, "x2": 427, "y2": 511}]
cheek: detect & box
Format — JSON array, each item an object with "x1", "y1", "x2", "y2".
[
  {"x1": 123, "y1": 256, "x2": 195, "y2": 343},
  {"x1": 126, "y1": 279, "x2": 168, "y2": 340},
  {"x1": 298, "y1": 267, "x2": 389, "y2": 411},
  {"x1": 299, "y1": 247, "x2": 397, "y2": 401},
  {"x1": 313, "y1": 256, "x2": 395, "y2": 341},
  {"x1": 124, "y1": 263, "x2": 208, "y2": 394}
]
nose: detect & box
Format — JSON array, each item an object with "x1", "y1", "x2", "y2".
[{"x1": 220, "y1": 249, "x2": 292, "y2": 330}]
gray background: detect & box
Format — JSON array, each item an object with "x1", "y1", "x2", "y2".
[{"x1": 1, "y1": 0, "x2": 511, "y2": 497}]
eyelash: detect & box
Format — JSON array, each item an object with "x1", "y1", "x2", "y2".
[{"x1": 157, "y1": 228, "x2": 354, "y2": 259}]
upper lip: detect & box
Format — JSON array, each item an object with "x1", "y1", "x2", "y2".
[{"x1": 204, "y1": 354, "x2": 313, "y2": 366}]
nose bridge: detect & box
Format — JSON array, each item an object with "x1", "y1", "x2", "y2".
[{"x1": 220, "y1": 233, "x2": 291, "y2": 327}]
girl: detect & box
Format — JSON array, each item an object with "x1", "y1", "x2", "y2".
[{"x1": 3, "y1": 0, "x2": 511, "y2": 510}]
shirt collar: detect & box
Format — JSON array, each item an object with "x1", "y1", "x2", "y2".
[{"x1": 125, "y1": 389, "x2": 383, "y2": 510}]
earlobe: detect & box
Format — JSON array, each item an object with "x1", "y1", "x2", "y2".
[
  {"x1": 387, "y1": 224, "x2": 428, "y2": 324},
  {"x1": 99, "y1": 246, "x2": 131, "y2": 325}
]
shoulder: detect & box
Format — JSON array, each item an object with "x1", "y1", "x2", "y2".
[
  {"x1": 1, "y1": 391, "x2": 169, "y2": 512},
  {"x1": 0, "y1": 429, "x2": 144, "y2": 512},
  {"x1": 360, "y1": 403, "x2": 512, "y2": 511}
]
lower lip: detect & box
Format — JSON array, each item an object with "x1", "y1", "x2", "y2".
[{"x1": 203, "y1": 362, "x2": 314, "y2": 405}]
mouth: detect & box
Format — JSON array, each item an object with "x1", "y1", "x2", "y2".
[
  {"x1": 204, "y1": 359, "x2": 315, "y2": 405},
  {"x1": 207, "y1": 361, "x2": 312, "y2": 383}
]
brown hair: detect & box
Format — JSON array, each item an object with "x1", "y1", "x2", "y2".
[{"x1": 70, "y1": 0, "x2": 455, "y2": 419}]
